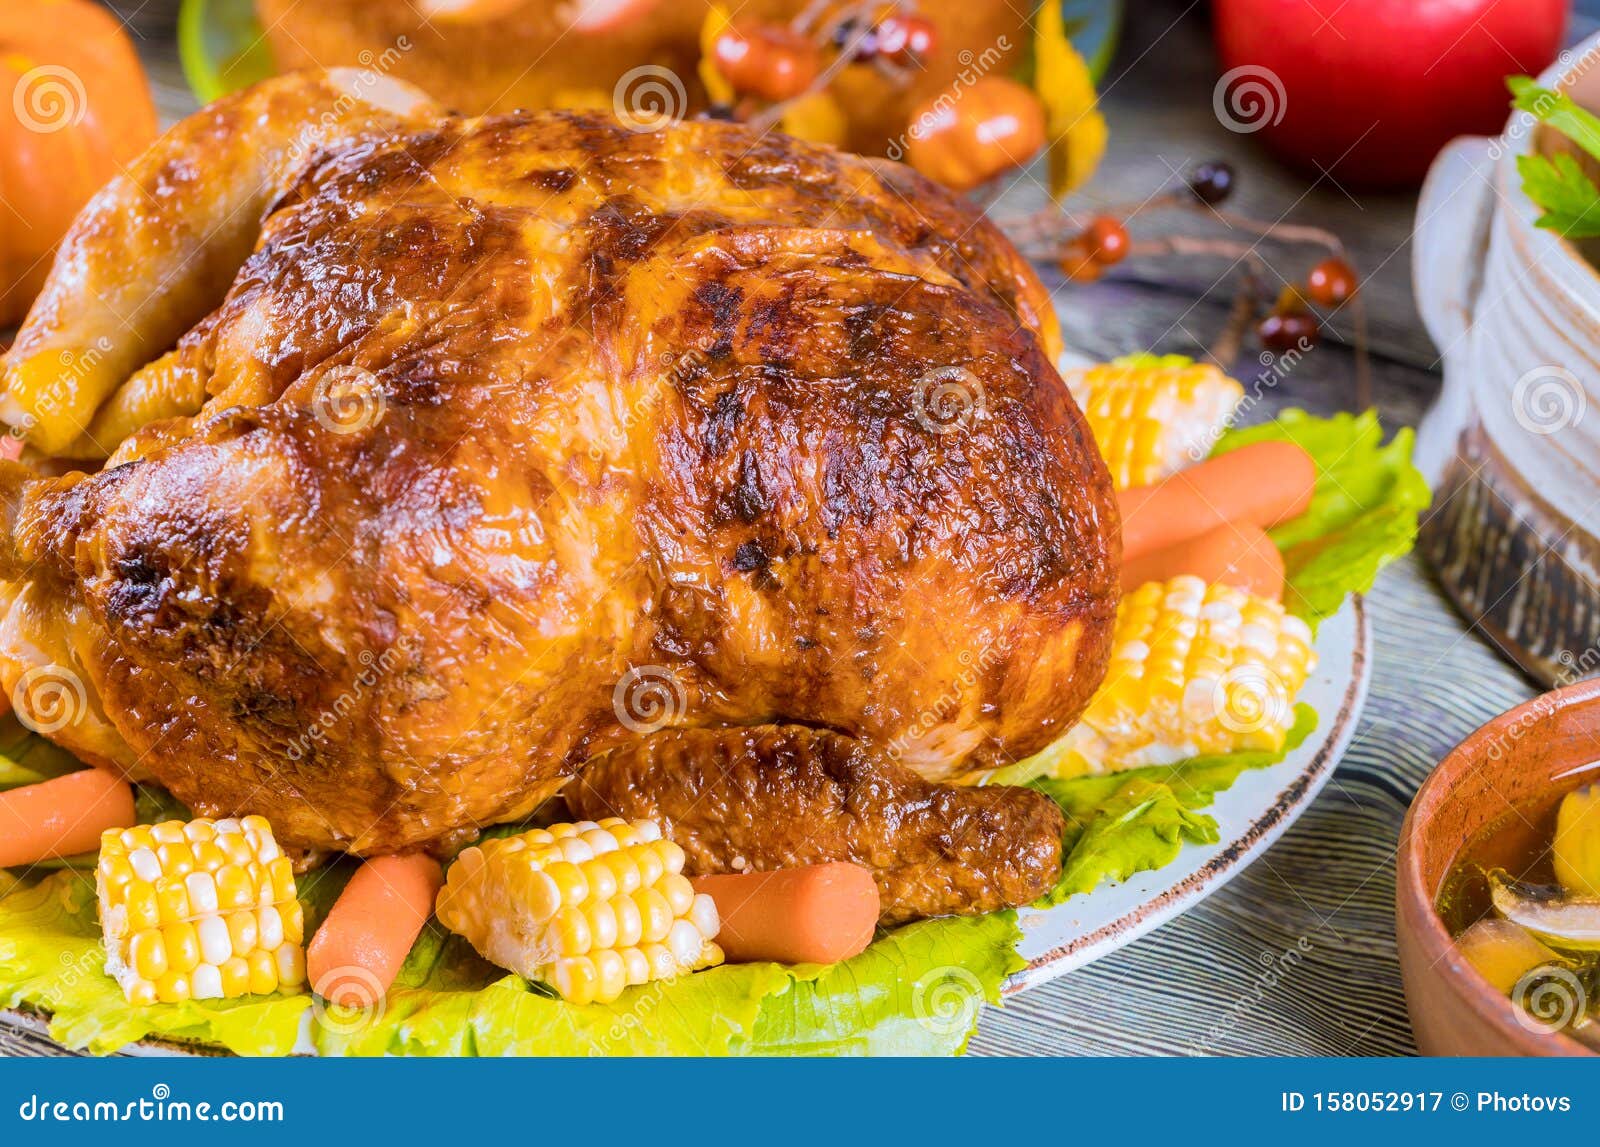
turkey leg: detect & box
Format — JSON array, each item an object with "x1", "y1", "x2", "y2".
[{"x1": 564, "y1": 725, "x2": 1064, "y2": 925}]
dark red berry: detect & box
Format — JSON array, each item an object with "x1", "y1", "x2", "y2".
[
  {"x1": 1084, "y1": 216, "x2": 1130, "y2": 266},
  {"x1": 1257, "y1": 311, "x2": 1319, "y2": 354},
  {"x1": 1188, "y1": 160, "x2": 1236, "y2": 206},
  {"x1": 832, "y1": 15, "x2": 880, "y2": 59},
  {"x1": 1306, "y1": 256, "x2": 1358, "y2": 306}
]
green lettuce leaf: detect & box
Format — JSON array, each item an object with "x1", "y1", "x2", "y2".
[
  {"x1": 741, "y1": 912, "x2": 1023, "y2": 1056},
  {"x1": 0, "y1": 862, "x2": 1021, "y2": 1057},
  {"x1": 0, "y1": 872, "x2": 312, "y2": 1055},
  {"x1": 1031, "y1": 705, "x2": 1316, "y2": 906},
  {"x1": 1213, "y1": 408, "x2": 1428, "y2": 621}
]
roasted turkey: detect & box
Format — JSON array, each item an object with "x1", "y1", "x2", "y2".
[{"x1": 0, "y1": 72, "x2": 1119, "y2": 922}]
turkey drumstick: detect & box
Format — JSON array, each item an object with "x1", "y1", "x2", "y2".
[{"x1": 567, "y1": 725, "x2": 1066, "y2": 924}]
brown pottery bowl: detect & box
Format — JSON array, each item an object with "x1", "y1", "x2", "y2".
[{"x1": 1396, "y1": 679, "x2": 1600, "y2": 1056}]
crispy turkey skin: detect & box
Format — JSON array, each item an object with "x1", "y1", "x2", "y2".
[{"x1": 0, "y1": 73, "x2": 1118, "y2": 920}]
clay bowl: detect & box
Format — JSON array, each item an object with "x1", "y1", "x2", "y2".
[{"x1": 1397, "y1": 679, "x2": 1600, "y2": 1056}]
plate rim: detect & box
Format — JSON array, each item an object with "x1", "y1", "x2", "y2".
[
  {"x1": 1003, "y1": 593, "x2": 1372, "y2": 994},
  {"x1": 2, "y1": 593, "x2": 1369, "y2": 1054}
]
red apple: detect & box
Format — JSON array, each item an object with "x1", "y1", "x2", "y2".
[{"x1": 1213, "y1": 0, "x2": 1568, "y2": 188}]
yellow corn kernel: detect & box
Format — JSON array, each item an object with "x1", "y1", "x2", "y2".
[
  {"x1": 154, "y1": 970, "x2": 192, "y2": 1004},
  {"x1": 246, "y1": 948, "x2": 278, "y2": 995},
  {"x1": 129, "y1": 931, "x2": 168, "y2": 981},
  {"x1": 124, "y1": 883, "x2": 160, "y2": 933},
  {"x1": 217, "y1": 831, "x2": 255, "y2": 867},
  {"x1": 275, "y1": 943, "x2": 307, "y2": 988},
  {"x1": 437, "y1": 819, "x2": 721, "y2": 1005},
  {"x1": 162, "y1": 921, "x2": 201, "y2": 974},
  {"x1": 219, "y1": 957, "x2": 251, "y2": 998},
  {"x1": 96, "y1": 815, "x2": 304, "y2": 1005},
  {"x1": 282, "y1": 899, "x2": 306, "y2": 946},
  {"x1": 156, "y1": 880, "x2": 190, "y2": 922},
  {"x1": 100, "y1": 855, "x2": 133, "y2": 890},
  {"x1": 1066, "y1": 355, "x2": 1245, "y2": 489},
  {"x1": 155, "y1": 841, "x2": 195, "y2": 878},
  {"x1": 126, "y1": 980, "x2": 158, "y2": 1007},
  {"x1": 215, "y1": 865, "x2": 254, "y2": 911}
]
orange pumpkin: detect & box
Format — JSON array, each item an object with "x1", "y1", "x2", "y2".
[{"x1": 1, "y1": 0, "x2": 158, "y2": 328}]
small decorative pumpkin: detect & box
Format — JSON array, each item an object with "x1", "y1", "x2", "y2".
[{"x1": 1, "y1": 0, "x2": 158, "y2": 328}]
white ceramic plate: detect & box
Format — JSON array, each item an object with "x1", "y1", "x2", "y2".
[{"x1": 1007, "y1": 594, "x2": 1371, "y2": 992}]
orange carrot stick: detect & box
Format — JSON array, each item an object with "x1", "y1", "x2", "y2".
[
  {"x1": 691, "y1": 862, "x2": 879, "y2": 965},
  {"x1": 0, "y1": 768, "x2": 135, "y2": 868},
  {"x1": 1121, "y1": 521, "x2": 1286, "y2": 600},
  {"x1": 309, "y1": 853, "x2": 444, "y2": 1007},
  {"x1": 1118, "y1": 440, "x2": 1317, "y2": 561}
]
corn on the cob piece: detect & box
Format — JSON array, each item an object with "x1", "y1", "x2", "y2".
[
  {"x1": 1067, "y1": 355, "x2": 1245, "y2": 488},
  {"x1": 436, "y1": 818, "x2": 722, "y2": 1006},
  {"x1": 1047, "y1": 575, "x2": 1316, "y2": 777},
  {"x1": 96, "y1": 816, "x2": 307, "y2": 1005}
]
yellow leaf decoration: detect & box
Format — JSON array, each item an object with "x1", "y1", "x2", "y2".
[
  {"x1": 1034, "y1": 1, "x2": 1107, "y2": 199},
  {"x1": 781, "y1": 92, "x2": 848, "y2": 147},
  {"x1": 699, "y1": 5, "x2": 735, "y2": 107}
]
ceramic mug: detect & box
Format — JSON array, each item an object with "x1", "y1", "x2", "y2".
[{"x1": 1414, "y1": 33, "x2": 1600, "y2": 686}]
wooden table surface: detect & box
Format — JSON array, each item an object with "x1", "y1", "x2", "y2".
[{"x1": 3, "y1": 0, "x2": 1588, "y2": 1057}]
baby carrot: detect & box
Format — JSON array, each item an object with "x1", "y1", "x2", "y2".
[
  {"x1": 1118, "y1": 440, "x2": 1316, "y2": 561},
  {"x1": 1121, "y1": 521, "x2": 1286, "y2": 600},
  {"x1": 309, "y1": 853, "x2": 444, "y2": 1008},
  {"x1": 0, "y1": 768, "x2": 135, "y2": 868},
  {"x1": 691, "y1": 862, "x2": 879, "y2": 965}
]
